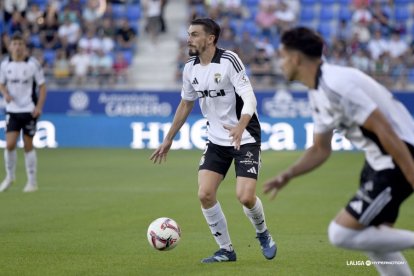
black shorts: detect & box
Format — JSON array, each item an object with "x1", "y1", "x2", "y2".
[
  {"x1": 5, "y1": 112, "x2": 37, "y2": 137},
  {"x1": 346, "y1": 155, "x2": 414, "y2": 226},
  {"x1": 198, "y1": 141, "x2": 261, "y2": 180}
]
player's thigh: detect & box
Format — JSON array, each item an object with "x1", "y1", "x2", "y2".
[
  {"x1": 5, "y1": 131, "x2": 20, "y2": 149},
  {"x1": 198, "y1": 169, "x2": 223, "y2": 196},
  {"x1": 343, "y1": 162, "x2": 413, "y2": 228}
]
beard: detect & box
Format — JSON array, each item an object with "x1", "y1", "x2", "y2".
[
  {"x1": 188, "y1": 48, "x2": 199, "y2": 56},
  {"x1": 188, "y1": 43, "x2": 206, "y2": 56}
]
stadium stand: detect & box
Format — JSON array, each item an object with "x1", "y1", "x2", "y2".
[{"x1": 0, "y1": 0, "x2": 413, "y2": 90}]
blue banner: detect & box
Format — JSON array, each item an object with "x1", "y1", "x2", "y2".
[
  {"x1": 0, "y1": 89, "x2": 412, "y2": 149},
  {"x1": 37, "y1": 90, "x2": 414, "y2": 117}
]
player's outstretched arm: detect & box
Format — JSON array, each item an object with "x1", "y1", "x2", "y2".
[
  {"x1": 150, "y1": 99, "x2": 195, "y2": 164},
  {"x1": 363, "y1": 108, "x2": 414, "y2": 188},
  {"x1": 263, "y1": 131, "x2": 333, "y2": 199}
]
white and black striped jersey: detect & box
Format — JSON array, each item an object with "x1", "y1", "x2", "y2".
[
  {"x1": 310, "y1": 62, "x2": 414, "y2": 170},
  {"x1": 181, "y1": 48, "x2": 261, "y2": 146},
  {"x1": 0, "y1": 56, "x2": 45, "y2": 113}
]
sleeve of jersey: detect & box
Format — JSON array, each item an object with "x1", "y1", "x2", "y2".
[
  {"x1": 0, "y1": 62, "x2": 5, "y2": 84},
  {"x1": 180, "y1": 63, "x2": 198, "y2": 101},
  {"x1": 227, "y1": 53, "x2": 256, "y2": 116},
  {"x1": 341, "y1": 86, "x2": 377, "y2": 126},
  {"x1": 31, "y1": 58, "x2": 46, "y2": 85}
]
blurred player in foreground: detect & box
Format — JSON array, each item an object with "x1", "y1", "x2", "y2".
[
  {"x1": 264, "y1": 26, "x2": 414, "y2": 276},
  {"x1": 151, "y1": 18, "x2": 276, "y2": 263},
  {"x1": 0, "y1": 33, "x2": 47, "y2": 192}
]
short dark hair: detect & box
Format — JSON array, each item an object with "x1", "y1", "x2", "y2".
[
  {"x1": 191, "y1": 18, "x2": 221, "y2": 45},
  {"x1": 11, "y1": 32, "x2": 24, "y2": 42},
  {"x1": 281, "y1": 27, "x2": 324, "y2": 58}
]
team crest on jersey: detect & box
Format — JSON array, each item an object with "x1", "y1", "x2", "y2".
[{"x1": 214, "y1": 73, "x2": 222, "y2": 84}]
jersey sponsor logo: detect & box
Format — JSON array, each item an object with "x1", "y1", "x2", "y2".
[
  {"x1": 192, "y1": 77, "x2": 199, "y2": 85},
  {"x1": 349, "y1": 200, "x2": 363, "y2": 214},
  {"x1": 247, "y1": 167, "x2": 257, "y2": 174},
  {"x1": 214, "y1": 73, "x2": 222, "y2": 84},
  {"x1": 245, "y1": 151, "x2": 254, "y2": 159},
  {"x1": 196, "y1": 89, "x2": 226, "y2": 98}
]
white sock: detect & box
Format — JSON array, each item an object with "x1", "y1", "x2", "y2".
[
  {"x1": 329, "y1": 221, "x2": 414, "y2": 252},
  {"x1": 243, "y1": 196, "x2": 267, "y2": 233},
  {"x1": 365, "y1": 251, "x2": 413, "y2": 276},
  {"x1": 202, "y1": 202, "x2": 233, "y2": 252},
  {"x1": 24, "y1": 150, "x2": 37, "y2": 185},
  {"x1": 4, "y1": 149, "x2": 17, "y2": 180}
]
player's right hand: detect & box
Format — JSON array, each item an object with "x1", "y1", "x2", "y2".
[
  {"x1": 4, "y1": 93, "x2": 12, "y2": 103},
  {"x1": 263, "y1": 171, "x2": 291, "y2": 200},
  {"x1": 150, "y1": 140, "x2": 173, "y2": 164}
]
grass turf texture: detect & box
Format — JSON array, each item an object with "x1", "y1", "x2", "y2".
[{"x1": 0, "y1": 149, "x2": 412, "y2": 276}]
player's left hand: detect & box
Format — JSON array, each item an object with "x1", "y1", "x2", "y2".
[
  {"x1": 223, "y1": 124, "x2": 243, "y2": 150},
  {"x1": 32, "y1": 107, "x2": 42, "y2": 118},
  {"x1": 263, "y1": 171, "x2": 291, "y2": 200}
]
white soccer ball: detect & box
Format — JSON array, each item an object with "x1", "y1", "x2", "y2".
[{"x1": 147, "y1": 217, "x2": 181, "y2": 251}]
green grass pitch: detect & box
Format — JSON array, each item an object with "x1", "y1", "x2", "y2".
[{"x1": 0, "y1": 149, "x2": 412, "y2": 276}]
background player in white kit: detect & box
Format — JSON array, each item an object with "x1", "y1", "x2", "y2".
[
  {"x1": 0, "y1": 33, "x2": 47, "y2": 192},
  {"x1": 151, "y1": 18, "x2": 276, "y2": 263},
  {"x1": 263, "y1": 27, "x2": 414, "y2": 276}
]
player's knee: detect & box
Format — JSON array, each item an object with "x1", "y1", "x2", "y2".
[
  {"x1": 6, "y1": 143, "x2": 16, "y2": 151},
  {"x1": 328, "y1": 221, "x2": 351, "y2": 248},
  {"x1": 237, "y1": 193, "x2": 255, "y2": 208},
  {"x1": 198, "y1": 189, "x2": 215, "y2": 206}
]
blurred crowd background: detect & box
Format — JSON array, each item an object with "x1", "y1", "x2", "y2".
[{"x1": 1, "y1": 0, "x2": 414, "y2": 91}]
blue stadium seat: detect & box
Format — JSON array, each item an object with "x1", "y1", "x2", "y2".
[
  {"x1": 394, "y1": 7, "x2": 410, "y2": 21},
  {"x1": 321, "y1": 0, "x2": 337, "y2": 4},
  {"x1": 30, "y1": 0, "x2": 48, "y2": 5},
  {"x1": 241, "y1": 20, "x2": 259, "y2": 36},
  {"x1": 121, "y1": 50, "x2": 133, "y2": 65},
  {"x1": 112, "y1": 4, "x2": 126, "y2": 20},
  {"x1": 318, "y1": 24, "x2": 333, "y2": 40},
  {"x1": 408, "y1": 68, "x2": 414, "y2": 84},
  {"x1": 247, "y1": 6, "x2": 258, "y2": 20},
  {"x1": 30, "y1": 35, "x2": 42, "y2": 48},
  {"x1": 394, "y1": 0, "x2": 411, "y2": 3},
  {"x1": 338, "y1": 0, "x2": 352, "y2": 4},
  {"x1": 244, "y1": 0, "x2": 259, "y2": 6},
  {"x1": 319, "y1": 6, "x2": 336, "y2": 21},
  {"x1": 300, "y1": 6, "x2": 315, "y2": 21},
  {"x1": 43, "y1": 50, "x2": 56, "y2": 65},
  {"x1": 126, "y1": 5, "x2": 141, "y2": 20},
  {"x1": 339, "y1": 6, "x2": 352, "y2": 21},
  {"x1": 301, "y1": 0, "x2": 316, "y2": 4}
]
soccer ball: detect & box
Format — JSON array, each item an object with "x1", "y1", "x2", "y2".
[{"x1": 147, "y1": 217, "x2": 181, "y2": 251}]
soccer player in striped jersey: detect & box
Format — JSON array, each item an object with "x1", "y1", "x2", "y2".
[
  {"x1": 0, "y1": 33, "x2": 47, "y2": 192},
  {"x1": 151, "y1": 18, "x2": 276, "y2": 263},
  {"x1": 264, "y1": 27, "x2": 414, "y2": 275}
]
